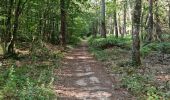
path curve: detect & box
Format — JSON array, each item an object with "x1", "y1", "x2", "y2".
[{"x1": 55, "y1": 41, "x2": 131, "y2": 100}]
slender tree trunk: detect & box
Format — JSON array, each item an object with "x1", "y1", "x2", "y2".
[
  {"x1": 118, "y1": 13, "x2": 122, "y2": 37},
  {"x1": 60, "y1": 0, "x2": 66, "y2": 47},
  {"x1": 155, "y1": 0, "x2": 163, "y2": 42},
  {"x1": 147, "y1": 0, "x2": 153, "y2": 42},
  {"x1": 168, "y1": 1, "x2": 170, "y2": 28},
  {"x1": 123, "y1": 0, "x2": 127, "y2": 36},
  {"x1": 140, "y1": 9, "x2": 144, "y2": 41},
  {"x1": 114, "y1": 0, "x2": 118, "y2": 38},
  {"x1": 128, "y1": 0, "x2": 133, "y2": 35},
  {"x1": 5, "y1": 0, "x2": 14, "y2": 55},
  {"x1": 101, "y1": 0, "x2": 106, "y2": 38},
  {"x1": 132, "y1": 0, "x2": 142, "y2": 66},
  {"x1": 8, "y1": 0, "x2": 22, "y2": 54}
]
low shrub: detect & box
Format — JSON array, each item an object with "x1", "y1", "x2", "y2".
[
  {"x1": 141, "y1": 42, "x2": 170, "y2": 57},
  {"x1": 88, "y1": 36, "x2": 131, "y2": 50},
  {"x1": 67, "y1": 35, "x2": 81, "y2": 45}
]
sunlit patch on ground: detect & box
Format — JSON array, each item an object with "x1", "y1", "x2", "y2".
[
  {"x1": 156, "y1": 74, "x2": 170, "y2": 82},
  {"x1": 76, "y1": 72, "x2": 94, "y2": 77},
  {"x1": 56, "y1": 89, "x2": 112, "y2": 99},
  {"x1": 65, "y1": 56, "x2": 74, "y2": 60},
  {"x1": 77, "y1": 56, "x2": 93, "y2": 59}
]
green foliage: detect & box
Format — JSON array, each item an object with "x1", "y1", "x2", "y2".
[
  {"x1": 0, "y1": 43, "x2": 62, "y2": 100},
  {"x1": 141, "y1": 42, "x2": 170, "y2": 57},
  {"x1": 146, "y1": 86, "x2": 165, "y2": 100},
  {"x1": 67, "y1": 35, "x2": 81, "y2": 45},
  {"x1": 140, "y1": 46, "x2": 152, "y2": 57},
  {"x1": 89, "y1": 47, "x2": 108, "y2": 61},
  {"x1": 122, "y1": 73, "x2": 148, "y2": 95},
  {"x1": 88, "y1": 36, "x2": 131, "y2": 50},
  {"x1": 0, "y1": 65, "x2": 56, "y2": 100},
  {"x1": 122, "y1": 73, "x2": 166, "y2": 99}
]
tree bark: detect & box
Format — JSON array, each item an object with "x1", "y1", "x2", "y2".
[
  {"x1": 168, "y1": 1, "x2": 170, "y2": 28},
  {"x1": 5, "y1": 0, "x2": 14, "y2": 55},
  {"x1": 8, "y1": 0, "x2": 22, "y2": 54},
  {"x1": 114, "y1": 0, "x2": 118, "y2": 38},
  {"x1": 60, "y1": 0, "x2": 66, "y2": 47},
  {"x1": 147, "y1": 0, "x2": 153, "y2": 42},
  {"x1": 123, "y1": 0, "x2": 127, "y2": 36},
  {"x1": 101, "y1": 0, "x2": 106, "y2": 38},
  {"x1": 155, "y1": 0, "x2": 163, "y2": 42},
  {"x1": 132, "y1": 0, "x2": 142, "y2": 66}
]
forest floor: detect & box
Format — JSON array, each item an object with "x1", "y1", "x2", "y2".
[{"x1": 54, "y1": 40, "x2": 134, "y2": 100}]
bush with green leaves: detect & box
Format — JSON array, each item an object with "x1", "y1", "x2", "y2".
[
  {"x1": 146, "y1": 86, "x2": 165, "y2": 100},
  {"x1": 88, "y1": 36, "x2": 131, "y2": 50},
  {"x1": 67, "y1": 35, "x2": 81, "y2": 45},
  {"x1": 141, "y1": 42, "x2": 170, "y2": 57},
  {"x1": 140, "y1": 46, "x2": 152, "y2": 57}
]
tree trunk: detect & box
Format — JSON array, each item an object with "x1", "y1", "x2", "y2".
[
  {"x1": 118, "y1": 13, "x2": 123, "y2": 37},
  {"x1": 123, "y1": 0, "x2": 127, "y2": 36},
  {"x1": 101, "y1": 0, "x2": 106, "y2": 38},
  {"x1": 5, "y1": 0, "x2": 14, "y2": 55},
  {"x1": 8, "y1": 0, "x2": 22, "y2": 54},
  {"x1": 155, "y1": 0, "x2": 163, "y2": 42},
  {"x1": 168, "y1": 1, "x2": 170, "y2": 28},
  {"x1": 114, "y1": 0, "x2": 118, "y2": 38},
  {"x1": 147, "y1": 0, "x2": 153, "y2": 42},
  {"x1": 60, "y1": 0, "x2": 66, "y2": 47},
  {"x1": 132, "y1": 0, "x2": 142, "y2": 66}
]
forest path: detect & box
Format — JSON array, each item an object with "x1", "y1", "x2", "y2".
[{"x1": 55, "y1": 40, "x2": 130, "y2": 100}]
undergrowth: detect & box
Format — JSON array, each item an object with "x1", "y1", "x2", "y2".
[
  {"x1": 0, "y1": 41, "x2": 62, "y2": 100},
  {"x1": 88, "y1": 36, "x2": 131, "y2": 50},
  {"x1": 122, "y1": 73, "x2": 168, "y2": 99},
  {"x1": 141, "y1": 42, "x2": 170, "y2": 57},
  {"x1": 88, "y1": 36, "x2": 170, "y2": 99}
]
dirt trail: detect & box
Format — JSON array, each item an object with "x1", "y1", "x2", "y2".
[{"x1": 55, "y1": 41, "x2": 131, "y2": 100}]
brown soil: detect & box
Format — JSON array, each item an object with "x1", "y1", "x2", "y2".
[{"x1": 55, "y1": 41, "x2": 132, "y2": 100}]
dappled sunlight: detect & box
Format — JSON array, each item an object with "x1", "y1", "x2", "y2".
[
  {"x1": 76, "y1": 72, "x2": 94, "y2": 77},
  {"x1": 65, "y1": 55, "x2": 93, "y2": 60},
  {"x1": 65, "y1": 56, "x2": 74, "y2": 60},
  {"x1": 77, "y1": 56, "x2": 93, "y2": 59},
  {"x1": 156, "y1": 74, "x2": 170, "y2": 82},
  {"x1": 56, "y1": 87, "x2": 112, "y2": 99},
  {"x1": 58, "y1": 73, "x2": 73, "y2": 77}
]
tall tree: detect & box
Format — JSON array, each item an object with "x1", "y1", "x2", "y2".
[
  {"x1": 101, "y1": 0, "x2": 106, "y2": 38},
  {"x1": 155, "y1": 0, "x2": 163, "y2": 41},
  {"x1": 123, "y1": 0, "x2": 127, "y2": 37},
  {"x1": 132, "y1": 0, "x2": 142, "y2": 66},
  {"x1": 5, "y1": 0, "x2": 14, "y2": 55},
  {"x1": 168, "y1": 1, "x2": 170, "y2": 28},
  {"x1": 147, "y1": 0, "x2": 153, "y2": 42},
  {"x1": 113, "y1": 0, "x2": 118, "y2": 38},
  {"x1": 60, "y1": 0, "x2": 66, "y2": 47}
]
